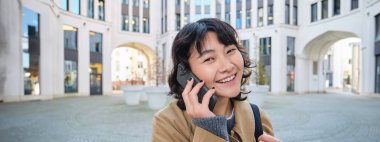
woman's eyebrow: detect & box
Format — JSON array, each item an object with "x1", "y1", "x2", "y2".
[{"x1": 198, "y1": 49, "x2": 215, "y2": 58}]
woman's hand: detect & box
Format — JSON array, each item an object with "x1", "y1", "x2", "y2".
[
  {"x1": 258, "y1": 132, "x2": 281, "y2": 142},
  {"x1": 181, "y1": 78, "x2": 216, "y2": 118}
]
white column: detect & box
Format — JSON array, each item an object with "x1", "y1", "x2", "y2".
[
  {"x1": 242, "y1": 0, "x2": 246, "y2": 29},
  {"x1": 221, "y1": 0, "x2": 225, "y2": 21},
  {"x1": 210, "y1": 0, "x2": 216, "y2": 18},
  {"x1": 128, "y1": 0, "x2": 132, "y2": 31},
  {"x1": 167, "y1": 0, "x2": 175, "y2": 32},
  {"x1": 274, "y1": 0, "x2": 284, "y2": 24},
  {"x1": 294, "y1": 55, "x2": 309, "y2": 93},
  {"x1": 103, "y1": 29, "x2": 112, "y2": 95},
  {"x1": 263, "y1": 0, "x2": 267, "y2": 26},
  {"x1": 328, "y1": 0, "x2": 333, "y2": 17},
  {"x1": 231, "y1": 0, "x2": 236, "y2": 28},
  {"x1": 288, "y1": 0, "x2": 292, "y2": 25},
  {"x1": 139, "y1": 0, "x2": 143, "y2": 33},
  {"x1": 81, "y1": 0, "x2": 87, "y2": 16},
  {"x1": 189, "y1": 0, "x2": 195, "y2": 22},
  {"x1": 317, "y1": 1, "x2": 322, "y2": 21},
  {"x1": 0, "y1": 0, "x2": 22, "y2": 101},
  {"x1": 180, "y1": 0, "x2": 185, "y2": 27},
  {"x1": 360, "y1": 11, "x2": 375, "y2": 94},
  {"x1": 271, "y1": 30, "x2": 286, "y2": 93},
  {"x1": 78, "y1": 28, "x2": 90, "y2": 96},
  {"x1": 94, "y1": 0, "x2": 99, "y2": 20},
  {"x1": 252, "y1": 0, "x2": 257, "y2": 27},
  {"x1": 40, "y1": 3, "x2": 61, "y2": 96}
]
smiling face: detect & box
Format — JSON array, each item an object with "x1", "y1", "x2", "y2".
[{"x1": 188, "y1": 32, "x2": 244, "y2": 99}]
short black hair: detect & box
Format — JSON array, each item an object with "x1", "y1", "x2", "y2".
[{"x1": 167, "y1": 18, "x2": 253, "y2": 110}]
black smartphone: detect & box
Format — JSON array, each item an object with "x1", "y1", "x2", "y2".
[{"x1": 176, "y1": 63, "x2": 217, "y2": 111}]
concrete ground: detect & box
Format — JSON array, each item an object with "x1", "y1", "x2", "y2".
[{"x1": 0, "y1": 93, "x2": 379, "y2": 142}]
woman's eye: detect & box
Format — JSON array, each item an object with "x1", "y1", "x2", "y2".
[
  {"x1": 204, "y1": 58, "x2": 214, "y2": 63},
  {"x1": 227, "y1": 49, "x2": 236, "y2": 54}
]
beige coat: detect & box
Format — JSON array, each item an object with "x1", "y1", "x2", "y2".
[{"x1": 152, "y1": 100, "x2": 275, "y2": 142}]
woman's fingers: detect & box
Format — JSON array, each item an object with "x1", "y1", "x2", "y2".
[
  {"x1": 188, "y1": 80, "x2": 205, "y2": 104},
  {"x1": 181, "y1": 78, "x2": 194, "y2": 109},
  {"x1": 258, "y1": 133, "x2": 281, "y2": 142},
  {"x1": 201, "y1": 88, "x2": 215, "y2": 108}
]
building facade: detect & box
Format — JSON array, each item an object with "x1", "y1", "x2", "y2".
[{"x1": 0, "y1": 0, "x2": 379, "y2": 102}]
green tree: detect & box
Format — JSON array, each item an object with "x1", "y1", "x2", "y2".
[{"x1": 257, "y1": 52, "x2": 267, "y2": 85}]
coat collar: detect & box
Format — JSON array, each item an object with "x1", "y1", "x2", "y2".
[{"x1": 232, "y1": 100, "x2": 255, "y2": 142}]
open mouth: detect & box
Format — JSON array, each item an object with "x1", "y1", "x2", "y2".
[{"x1": 215, "y1": 73, "x2": 237, "y2": 84}]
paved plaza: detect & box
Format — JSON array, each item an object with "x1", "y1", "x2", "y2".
[{"x1": 0, "y1": 93, "x2": 379, "y2": 142}]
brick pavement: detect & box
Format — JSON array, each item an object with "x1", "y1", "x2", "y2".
[{"x1": 0, "y1": 93, "x2": 379, "y2": 142}]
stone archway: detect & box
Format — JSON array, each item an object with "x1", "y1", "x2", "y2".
[
  {"x1": 111, "y1": 42, "x2": 157, "y2": 91},
  {"x1": 301, "y1": 31, "x2": 361, "y2": 93}
]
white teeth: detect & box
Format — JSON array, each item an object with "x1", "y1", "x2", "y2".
[{"x1": 217, "y1": 74, "x2": 236, "y2": 83}]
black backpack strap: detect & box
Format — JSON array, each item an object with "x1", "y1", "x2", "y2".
[{"x1": 250, "y1": 103, "x2": 263, "y2": 142}]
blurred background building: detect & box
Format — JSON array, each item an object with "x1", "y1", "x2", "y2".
[{"x1": 0, "y1": 0, "x2": 379, "y2": 102}]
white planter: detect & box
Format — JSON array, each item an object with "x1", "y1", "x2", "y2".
[
  {"x1": 140, "y1": 92, "x2": 148, "y2": 102},
  {"x1": 121, "y1": 85, "x2": 144, "y2": 105},
  {"x1": 245, "y1": 85, "x2": 269, "y2": 107},
  {"x1": 146, "y1": 86, "x2": 170, "y2": 110}
]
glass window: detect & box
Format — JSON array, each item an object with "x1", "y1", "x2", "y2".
[
  {"x1": 240, "y1": 40, "x2": 250, "y2": 56},
  {"x1": 123, "y1": 0, "x2": 129, "y2": 5},
  {"x1": 22, "y1": 7, "x2": 40, "y2": 95},
  {"x1": 143, "y1": 0, "x2": 149, "y2": 8},
  {"x1": 184, "y1": 13, "x2": 190, "y2": 26},
  {"x1": 246, "y1": 11, "x2": 251, "y2": 28},
  {"x1": 122, "y1": 14, "x2": 129, "y2": 31},
  {"x1": 216, "y1": 0, "x2": 222, "y2": 19},
  {"x1": 98, "y1": 0, "x2": 105, "y2": 21},
  {"x1": 322, "y1": 0, "x2": 328, "y2": 19},
  {"x1": 90, "y1": 32, "x2": 102, "y2": 53},
  {"x1": 287, "y1": 65, "x2": 295, "y2": 92},
  {"x1": 376, "y1": 55, "x2": 380, "y2": 93},
  {"x1": 175, "y1": 14, "x2": 180, "y2": 31},
  {"x1": 64, "y1": 60, "x2": 78, "y2": 93},
  {"x1": 195, "y1": 0, "x2": 202, "y2": 6},
  {"x1": 376, "y1": 14, "x2": 380, "y2": 41},
  {"x1": 205, "y1": 0, "x2": 210, "y2": 15},
  {"x1": 63, "y1": 25, "x2": 78, "y2": 49},
  {"x1": 333, "y1": 0, "x2": 340, "y2": 16},
  {"x1": 260, "y1": 37, "x2": 271, "y2": 56},
  {"x1": 143, "y1": 17, "x2": 150, "y2": 33},
  {"x1": 351, "y1": 0, "x2": 359, "y2": 10},
  {"x1": 257, "y1": 0, "x2": 264, "y2": 27},
  {"x1": 267, "y1": 4, "x2": 273, "y2": 25},
  {"x1": 258, "y1": 7, "x2": 263, "y2": 27},
  {"x1": 133, "y1": 0, "x2": 139, "y2": 7},
  {"x1": 293, "y1": 0, "x2": 298, "y2": 25},
  {"x1": 71, "y1": 0, "x2": 80, "y2": 14},
  {"x1": 195, "y1": 14, "x2": 202, "y2": 21},
  {"x1": 61, "y1": 0, "x2": 69, "y2": 11},
  {"x1": 133, "y1": 16, "x2": 139, "y2": 32},
  {"x1": 311, "y1": 3, "x2": 318, "y2": 22},
  {"x1": 225, "y1": 0, "x2": 231, "y2": 24},
  {"x1": 246, "y1": 0, "x2": 251, "y2": 28},
  {"x1": 88, "y1": 0, "x2": 94, "y2": 18},
  {"x1": 287, "y1": 36, "x2": 295, "y2": 55},
  {"x1": 285, "y1": 2, "x2": 290, "y2": 24},
  {"x1": 236, "y1": 10, "x2": 242, "y2": 29},
  {"x1": 90, "y1": 62, "x2": 102, "y2": 94},
  {"x1": 313, "y1": 61, "x2": 318, "y2": 75}
]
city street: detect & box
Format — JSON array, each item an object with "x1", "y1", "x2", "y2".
[{"x1": 0, "y1": 93, "x2": 379, "y2": 142}]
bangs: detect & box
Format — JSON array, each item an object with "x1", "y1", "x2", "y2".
[{"x1": 191, "y1": 19, "x2": 239, "y2": 55}]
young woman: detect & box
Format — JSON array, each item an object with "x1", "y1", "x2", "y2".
[{"x1": 152, "y1": 18, "x2": 280, "y2": 142}]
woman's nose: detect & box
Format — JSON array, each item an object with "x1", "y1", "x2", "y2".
[{"x1": 218, "y1": 58, "x2": 234, "y2": 73}]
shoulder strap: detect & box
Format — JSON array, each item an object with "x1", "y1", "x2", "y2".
[{"x1": 250, "y1": 103, "x2": 263, "y2": 142}]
